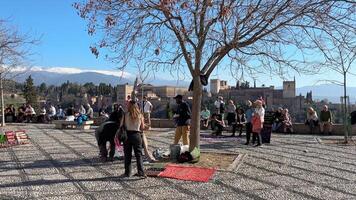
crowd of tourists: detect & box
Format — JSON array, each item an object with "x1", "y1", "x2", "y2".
[
  {"x1": 4, "y1": 95, "x2": 338, "y2": 177},
  {"x1": 3, "y1": 103, "x2": 95, "y2": 123},
  {"x1": 198, "y1": 96, "x2": 293, "y2": 146}
]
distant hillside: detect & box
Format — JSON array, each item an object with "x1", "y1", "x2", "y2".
[
  {"x1": 12, "y1": 69, "x2": 190, "y2": 87},
  {"x1": 296, "y1": 84, "x2": 356, "y2": 103}
]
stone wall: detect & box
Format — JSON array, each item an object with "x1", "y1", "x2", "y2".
[{"x1": 150, "y1": 118, "x2": 356, "y2": 136}]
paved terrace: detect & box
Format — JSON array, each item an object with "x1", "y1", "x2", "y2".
[{"x1": 1, "y1": 124, "x2": 356, "y2": 200}]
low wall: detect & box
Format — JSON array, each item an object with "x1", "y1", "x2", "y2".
[
  {"x1": 151, "y1": 119, "x2": 355, "y2": 135},
  {"x1": 292, "y1": 123, "x2": 355, "y2": 135},
  {"x1": 151, "y1": 118, "x2": 175, "y2": 128}
]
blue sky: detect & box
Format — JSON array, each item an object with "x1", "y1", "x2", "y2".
[{"x1": 1, "y1": 0, "x2": 355, "y2": 88}]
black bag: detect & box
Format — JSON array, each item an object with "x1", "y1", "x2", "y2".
[
  {"x1": 178, "y1": 151, "x2": 193, "y2": 163},
  {"x1": 116, "y1": 114, "x2": 127, "y2": 142},
  {"x1": 261, "y1": 126, "x2": 272, "y2": 143}
]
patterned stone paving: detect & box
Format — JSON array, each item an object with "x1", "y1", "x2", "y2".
[{"x1": 0, "y1": 124, "x2": 356, "y2": 200}]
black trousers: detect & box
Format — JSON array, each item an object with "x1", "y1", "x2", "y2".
[
  {"x1": 245, "y1": 122, "x2": 252, "y2": 143},
  {"x1": 233, "y1": 124, "x2": 244, "y2": 135},
  {"x1": 124, "y1": 131, "x2": 144, "y2": 176}
]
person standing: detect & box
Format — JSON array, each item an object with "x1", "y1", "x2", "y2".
[
  {"x1": 142, "y1": 96, "x2": 153, "y2": 130},
  {"x1": 226, "y1": 100, "x2": 237, "y2": 130},
  {"x1": 233, "y1": 108, "x2": 246, "y2": 137},
  {"x1": 123, "y1": 100, "x2": 146, "y2": 177},
  {"x1": 252, "y1": 100, "x2": 265, "y2": 147},
  {"x1": 244, "y1": 101, "x2": 254, "y2": 145},
  {"x1": 173, "y1": 95, "x2": 191, "y2": 145},
  {"x1": 320, "y1": 105, "x2": 332, "y2": 135},
  {"x1": 95, "y1": 121, "x2": 119, "y2": 162}
]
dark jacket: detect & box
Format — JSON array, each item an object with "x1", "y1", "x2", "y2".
[
  {"x1": 95, "y1": 121, "x2": 119, "y2": 145},
  {"x1": 109, "y1": 108, "x2": 124, "y2": 123},
  {"x1": 175, "y1": 101, "x2": 191, "y2": 126},
  {"x1": 236, "y1": 114, "x2": 246, "y2": 124}
]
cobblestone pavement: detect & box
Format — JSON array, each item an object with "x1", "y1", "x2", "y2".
[{"x1": 1, "y1": 124, "x2": 356, "y2": 200}]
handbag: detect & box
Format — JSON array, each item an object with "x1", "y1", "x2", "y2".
[{"x1": 116, "y1": 114, "x2": 128, "y2": 142}]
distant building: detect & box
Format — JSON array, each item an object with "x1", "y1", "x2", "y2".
[
  {"x1": 212, "y1": 79, "x2": 312, "y2": 122},
  {"x1": 283, "y1": 80, "x2": 296, "y2": 98},
  {"x1": 116, "y1": 83, "x2": 133, "y2": 106},
  {"x1": 152, "y1": 86, "x2": 188, "y2": 98},
  {"x1": 210, "y1": 79, "x2": 229, "y2": 94}
]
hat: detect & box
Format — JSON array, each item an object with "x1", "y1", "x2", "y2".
[{"x1": 174, "y1": 94, "x2": 183, "y2": 99}]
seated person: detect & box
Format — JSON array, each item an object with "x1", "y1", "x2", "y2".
[
  {"x1": 65, "y1": 105, "x2": 75, "y2": 121},
  {"x1": 232, "y1": 108, "x2": 246, "y2": 137},
  {"x1": 4, "y1": 104, "x2": 16, "y2": 122},
  {"x1": 47, "y1": 104, "x2": 56, "y2": 121},
  {"x1": 305, "y1": 107, "x2": 319, "y2": 134},
  {"x1": 17, "y1": 106, "x2": 25, "y2": 123},
  {"x1": 86, "y1": 104, "x2": 94, "y2": 119},
  {"x1": 211, "y1": 113, "x2": 224, "y2": 136},
  {"x1": 25, "y1": 104, "x2": 36, "y2": 123},
  {"x1": 56, "y1": 105, "x2": 65, "y2": 120},
  {"x1": 319, "y1": 105, "x2": 332, "y2": 135},
  {"x1": 37, "y1": 106, "x2": 47, "y2": 123},
  {"x1": 272, "y1": 107, "x2": 284, "y2": 132},
  {"x1": 200, "y1": 106, "x2": 210, "y2": 128},
  {"x1": 282, "y1": 109, "x2": 293, "y2": 133}
]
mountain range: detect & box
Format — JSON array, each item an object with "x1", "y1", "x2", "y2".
[
  {"x1": 11, "y1": 67, "x2": 191, "y2": 87},
  {"x1": 296, "y1": 84, "x2": 356, "y2": 103}
]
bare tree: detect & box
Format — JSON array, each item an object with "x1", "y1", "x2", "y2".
[
  {"x1": 74, "y1": 0, "x2": 355, "y2": 151},
  {"x1": 0, "y1": 19, "x2": 38, "y2": 126},
  {"x1": 314, "y1": 30, "x2": 355, "y2": 143}
]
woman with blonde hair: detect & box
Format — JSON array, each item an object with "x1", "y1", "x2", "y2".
[
  {"x1": 305, "y1": 107, "x2": 319, "y2": 134},
  {"x1": 122, "y1": 100, "x2": 146, "y2": 177}
]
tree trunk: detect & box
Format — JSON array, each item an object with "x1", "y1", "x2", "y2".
[
  {"x1": 0, "y1": 75, "x2": 5, "y2": 127},
  {"x1": 189, "y1": 75, "x2": 202, "y2": 151},
  {"x1": 343, "y1": 72, "x2": 348, "y2": 143}
]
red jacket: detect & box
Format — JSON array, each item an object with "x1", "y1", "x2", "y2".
[{"x1": 252, "y1": 114, "x2": 262, "y2": 133}]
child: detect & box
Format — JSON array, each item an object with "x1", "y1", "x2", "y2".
[{"x1": 251, "y1": 100, "x2": 265, "y2": 147}]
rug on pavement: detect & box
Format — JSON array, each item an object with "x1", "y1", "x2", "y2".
[
  {"x1": 0, "y1": 130, "x2": 30, "y2": 148},
  {"x1": 158, "y1": 164, "x2": 216, "y2": 182}
]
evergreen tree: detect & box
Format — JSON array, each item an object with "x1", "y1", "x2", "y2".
[
  {"x1": 39, "y1": 82, "x2": 47, "y2": 96},
  {"x1": 23, "y1": 75, "x2": 37, "y2": 105}
]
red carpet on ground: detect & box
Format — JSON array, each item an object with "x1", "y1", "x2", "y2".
[{"x1": 158, "y1": 164, "x2": 216, "y2": 182}]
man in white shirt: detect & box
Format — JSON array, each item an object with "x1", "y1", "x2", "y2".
[
  {"x1": 86, "y1": 104, "x2": 94, "y2": 119},
  {"x1": 48, "y1": 104, "x2": 56, "y2": 120},
  {"x1": 142, "y1": 96, "x2": 153, "y2": 130}
]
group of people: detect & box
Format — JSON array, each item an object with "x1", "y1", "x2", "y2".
[
  {"x1": 200, "y1": 96, "x2": 295, "y2": 146},
  {"x1": 3, "y1": 103, "x2": 95, "y2": 123},
  {"x1": 305, "y1": 105, "x2": 333, "y2": 134}
]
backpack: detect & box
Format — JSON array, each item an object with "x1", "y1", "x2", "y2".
[{"x1": 178, "y1": 151, "x2": 193, "y2": 163}]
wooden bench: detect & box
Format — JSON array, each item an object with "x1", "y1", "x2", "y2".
[{"x1": 53, "y1": 120, "x2": 94, "y2": 130}]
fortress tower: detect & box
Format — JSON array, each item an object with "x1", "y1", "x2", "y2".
[{"x1": 283, "y1": 79, "x2": 296, "y2": 98}]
